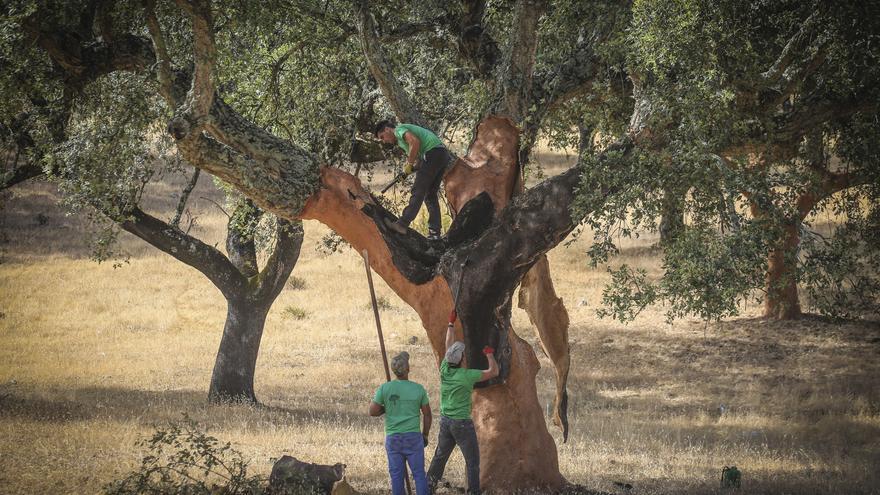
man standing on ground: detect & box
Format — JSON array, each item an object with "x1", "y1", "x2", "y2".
[
  {"x1": 427, "y1": 313, "x2": 499, "y2": 495},
  {"x1": 370, "y1": 351, "x2": 433, "y2": 495},
  {"x1": 374, "y1": 120, "x2": 454, "y2": 240}
]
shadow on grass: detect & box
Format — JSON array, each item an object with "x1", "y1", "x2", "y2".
[{"x1": 0, "y1": 385, "x2": 375, "y2": 430}]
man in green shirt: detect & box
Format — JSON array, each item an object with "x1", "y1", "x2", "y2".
[
  {"x1": 374, "y1": 120, "x2": 454, "y2": 240},
  {"x1": 426, "y1": 314, "x2": 499, "y2": 495},
  {"x1": 370, "y1": 351, "x2": 433, "y2": 495}
]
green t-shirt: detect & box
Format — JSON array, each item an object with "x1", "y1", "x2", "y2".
[
  {"x1": 372, "y1": 380, "x2": 429, "y2": 435},
  {"x1": 395, "y1": 124, "x2": 443, "y2": 158},
  {"x1": 438, "y1": 359, "x2": 484, "y2": 420}
]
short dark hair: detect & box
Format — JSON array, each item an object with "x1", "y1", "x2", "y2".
[{"x1": 374, "y1": 119, "x2": 395, "y2": 137}]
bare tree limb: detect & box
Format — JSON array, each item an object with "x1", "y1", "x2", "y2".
[
  {"x1": 121, "y1": 206, "x2": 247, "y2": 298},
  {"x1": 253, "y1": 219, "x2": 304, "y2": 302},
  {"x1": 144, "y1": 0, "x2": 176, "y2": 106},
  {"x1": 354, "y1": 0, "x2": 429, "y2": 127},
  {"x1": 761, "y1": 10, "x2": 821, "y2": 84},
  {"x1": 171, "y1": 167, "x2": 201, "y2": 227},
  {"x1": 175, "y1": 0, "x2": 216, "y2": 120},
  {"x1": 491, "y1": 0, "x2": 548, "y2": 123}
]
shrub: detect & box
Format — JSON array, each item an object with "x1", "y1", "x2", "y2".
[
  {"x1": 103, "y1": 417, "x2": 266, "y2": 495},
  {"x1": 282, "y1": 306, "x2": 309, "y2": 320},
  {"x1": 287, "y1": 276, "x2": 307, "y2": 291}
]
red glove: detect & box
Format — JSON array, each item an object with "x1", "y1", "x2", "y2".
[
  {"x1": 482, "y1": 346, "x2": 495, "y2": 355},
  {"x1": 448, "y1": 309, "x2": 457, "y2": 324}
]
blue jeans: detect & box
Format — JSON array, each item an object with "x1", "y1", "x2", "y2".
[
  {"x1": 385, "y1": 432, "x2": 428, "y2": 495},
  {"x1": 427, "y1": 416, "x2": 480, "y2": 495}
]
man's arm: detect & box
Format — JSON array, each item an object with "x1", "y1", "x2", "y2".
[
  {"x1": 445, "y1": 322, "x2": 455, "y2": 351},
  {"x1": 369, "y1": 401, "x2": 385, "y2": 416},
  {"x1": 403, "y1": 131, "x2": 421, "y2": 168},
  {"x1": 421, "y1": 403, "x2": 432, "y2": 445},
  {"x1": 478, "y1": 348, "x2": 499, "y2": 382}
]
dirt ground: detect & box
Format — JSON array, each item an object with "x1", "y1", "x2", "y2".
[{"x1": 1, "y1": 158, "x2": 879, "y2": 494}]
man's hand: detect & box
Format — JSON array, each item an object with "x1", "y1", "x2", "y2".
[
  {"x1": 423, "y1": 434, "x2": 429, "y2": 447},
  {"x1": 404, "y1": 162, "x2": 414, "y2": 175},
  {"x1": 448, "y1": 309, "x2": 457, "y2": 324},
  {"x1": 482, "y1": 346, "x2": 494, "y2": 355}
]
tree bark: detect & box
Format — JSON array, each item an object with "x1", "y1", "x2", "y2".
[
  {"x1": 763, "y1": 221, "x2": 802, "y2": 319},
  {"x1": 659, "y1": 185, "x2": 684, "y2": 244},
  {"x1": 208, "y1": 298, "x2": 270, "y2": 402}
]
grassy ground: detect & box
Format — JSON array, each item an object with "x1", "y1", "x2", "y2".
[{"x1": 1, "y1": 159, "x2": 879, "y2": 494}]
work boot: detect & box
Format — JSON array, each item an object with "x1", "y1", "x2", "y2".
[
  {"x1": 427, "y1": 229, "x2": 442, "y2": 241},
  {"x1": 384, "y1": 217, "x2": 408, "y2": 235}
]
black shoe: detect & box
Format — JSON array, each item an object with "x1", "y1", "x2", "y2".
[
  {"x1": 427, "y1": 231, "x2": 442, "y2": 241},
  {"x1": 384, "y1": 218, "x2": 408, "y2": 235}
]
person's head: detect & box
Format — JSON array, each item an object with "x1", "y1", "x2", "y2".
[
  {"x1": 390, "y1": 351, "x2": 410, "y2": 379},
  {"x1": 444, "y1": 341, "x2": 465, "y2": 367},
  {"x1": 374, "y1": 120, "x2": 397, "y2": 144}
]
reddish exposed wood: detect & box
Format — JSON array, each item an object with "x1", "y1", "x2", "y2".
[
  {"x1": 300, "y1": 137, "x2": 565, "y2": 489},
  {"x1": 445, "y1": 115, "x2": 573, "y2": 442}
]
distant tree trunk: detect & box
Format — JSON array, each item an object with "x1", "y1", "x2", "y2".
[
  {"x1": 763, "y1": 221, "x2": 802, "y2": 319},
  {"x1": 659, "y1": 185, "x2": 684, "y2": 244},
  {"x1": 208, "y1": 298, "x2": 270, "y2": 402},
  {"x1": 121, "y1": 200, "x2": 303, "y2": 404}
]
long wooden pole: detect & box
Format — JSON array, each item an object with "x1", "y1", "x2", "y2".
[
  {"x1": 363, "y1": 249, "x2": 391, "y2": 382},
  {"x1": 363, "y1": 249, "x2": 412, "y2": 495}
]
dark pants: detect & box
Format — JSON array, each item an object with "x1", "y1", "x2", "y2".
[
  {"x1": 427, "y1": 416, "x2": 480, "y2": 495},
  {"x1": 386, "y1": 432, "x2": 429, "y2": 495},
  {"x1": 399, "y1": 147, "x2": 452, "y2": 236}
]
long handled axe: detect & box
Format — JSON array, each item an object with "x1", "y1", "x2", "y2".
[{"x1": 362, "y1": 249, "x2": 413, "y2": 495}]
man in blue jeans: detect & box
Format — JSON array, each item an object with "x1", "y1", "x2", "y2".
[
  {"x1": 370, "y1": 351, "x2": 433, "y2": 495},
  {"x1": 427, "y1": 314, "x2": 499, "y2": 495}
]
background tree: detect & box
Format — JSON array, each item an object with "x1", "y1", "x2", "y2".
[
  {"x1": 1, "y1": 1, "x2": 304, "y2": 403},
  {"x1": 588, "y1": 0, "x2": 880, "y2": 322}
]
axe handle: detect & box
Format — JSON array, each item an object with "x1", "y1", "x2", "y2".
[{"x1": 381, "y1": 173, "x2": 407, "y2": 193}]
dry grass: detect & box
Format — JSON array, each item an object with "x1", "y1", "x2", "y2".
[{"x1": 1, "y1": 157, "x2": 879, "y2": 494}]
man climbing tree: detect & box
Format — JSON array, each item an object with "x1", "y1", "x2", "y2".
[{"x1": 374, "y1": 120, "x2": 453, "y2": 239}]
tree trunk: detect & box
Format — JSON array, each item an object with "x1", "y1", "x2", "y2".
[
  {"x1": 208, "y1": 298, "x2": 270, "y2": 403},
  {"x1": 763, "y1": 222, "x2": 802, "y2": 319},
  {"x1": 659, "y1": 185, "x2": 684, "y2": 244}
]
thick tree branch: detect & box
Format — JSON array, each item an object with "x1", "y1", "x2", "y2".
[
  {"x1": 761, "y1": 10, "x2": 821, "y2": 85},
  {"x1": 144, "y1": 0, "x2": 176, "y2": 106},
  {"x1": 454, "y1": 0, "x2": 500, "y2": 79},
  {"x1": 21, "y1": 20, "x2": 155, "y2": 88},
  {"x1": 170, "y1": 167, "x2": 200, "y2": 228},
  {"x1": 226, "y1": 199, "x2": 260, "y2": 278},
  {"x1": 175, "y1": 0, "x2": 216, "y2": 120},
  {"x1": 491, "y1": 0, "x2": 547, "y2": 123},
  {"x1": 121, "y1": 207, "x2": 246, "y2": 298},
  {"x1": 253, "y1": 219, "x2": 304, "y2": 302},
  {"x1": 354, "y1": 0, "x2": 428, "y2": 127},
  {"x1": 1, "y1": 161, "x2": 44, "y2": 190}
]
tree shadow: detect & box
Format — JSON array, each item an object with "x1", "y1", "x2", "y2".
[{"x1": 0, "y1": 385, "x2": 373, "y2": 430}]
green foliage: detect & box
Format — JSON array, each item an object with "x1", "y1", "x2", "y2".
[
  {"x1": 599, "y1": 224, "x2": 770, "y2": 323},
  {"x1": 800, "y1": 190, "x2": 880, "y2": 319},
  {"x1": 103, "y1": 417, "x2": 268, "y2": 495},
  {"x1": 579, "y1": 0, "x2": 880, "y2": 322}
]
